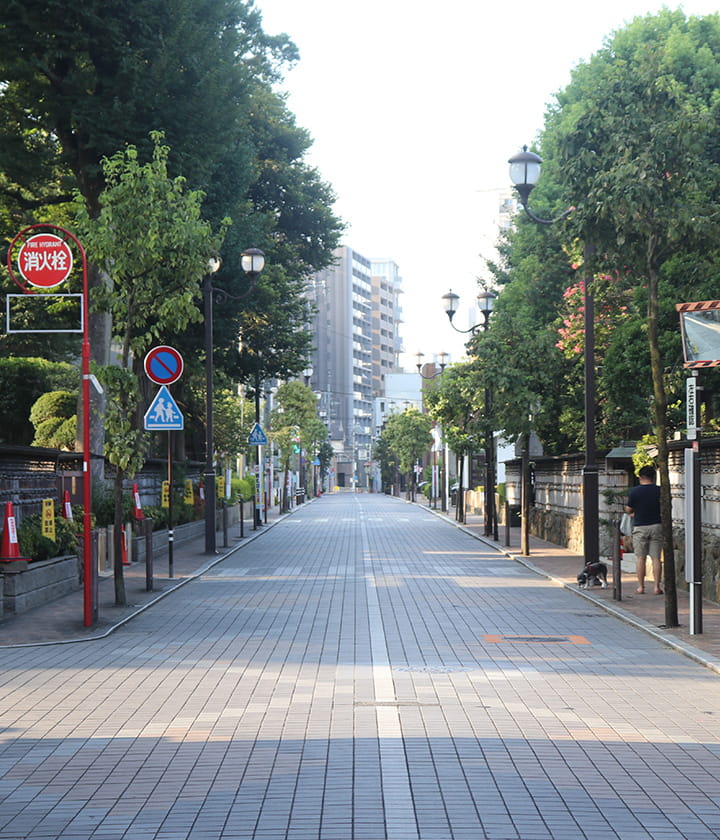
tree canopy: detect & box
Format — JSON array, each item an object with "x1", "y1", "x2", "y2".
[
  {"x1": 484, "y1": 9, "x2": 720, "y2": 625},
  {"x1": 0, "y1": 0, "x2": 344, "y2": 463}
]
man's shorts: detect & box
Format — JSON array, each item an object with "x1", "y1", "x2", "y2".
[{"x1": 632, "y1": 522, "x2": 662, "y2": 561}]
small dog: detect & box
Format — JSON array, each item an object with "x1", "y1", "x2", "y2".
[{"x1": 577, "y1": 559, "x2": 608, "y2": 589}]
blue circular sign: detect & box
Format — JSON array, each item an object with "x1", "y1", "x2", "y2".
[{"x1": 144, "y1": 345, "x2": 184, "y2": 385}]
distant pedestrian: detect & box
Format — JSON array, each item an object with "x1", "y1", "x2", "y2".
[{"x1": 625, "y1": 465, "x2": 663, "y2": 595}]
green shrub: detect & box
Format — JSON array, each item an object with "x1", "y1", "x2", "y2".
[
  {"x1": 52, "y1": 416, "x2": 78, "y2": 450},
  {"x1": 0, "y1": 357, "x2": 78, "y2": 445},
  {"x1": 32, "y1": 416, "x2": 66, "y2": 448},
  {"x1": 30, "y1": 390, "x2": 77, "y2": 426},
  {"x1": 236, "y1": 475, "x2": 256, "y2": 502},
  {"x1": 30, "y1": 391, "x2": 78, "y2": 450},
  {"x1": 17, "y1": 511, "x2": 79, "y2": 561}
]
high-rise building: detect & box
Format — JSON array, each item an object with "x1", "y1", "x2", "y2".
[
  {"x1": 306, "y1": 246, "x2": 374, "y2": 489},
  {"x1": 370, "y1": 259, "x2": 404, "y2": 398}
]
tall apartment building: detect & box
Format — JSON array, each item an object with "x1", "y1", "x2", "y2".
[
  {"x1": 306, "y1": 246, "x2": 374, "y2": 489},
  {"x1": 370, "y1": 259, "x2": 404, "y2": 397}
]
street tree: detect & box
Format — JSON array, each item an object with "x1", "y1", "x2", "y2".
[
  {"x1": 301, "y1": 417, "x2": 329, "y2": 498},
  {"x1": 0, "y1": 1, "x2": 342, "y2": 457},
  {"x1": 543, "y1": 9, "x2": 720, "y2": 625},
  {"x1": 75, "y1": 134, "x2": 225, "y2": 605},
  {"x1": 269, "y1": 381, "x2": 318, "y2": 511},
  {"x1": 423, "y1": 365, "x2": 485, "y2": 520},
  {"x1": 213, "y1": 389, "x2": 255, "y2": 477},
  {"x1": 381, "y1": 408, "x2": 433, "y2": 502}
]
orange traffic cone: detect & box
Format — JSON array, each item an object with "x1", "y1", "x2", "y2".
[
  {"x1": 1, "y1": 502, "x2": 29, "y2": 562},
  {"x1": 61, "y1": 490, "x2": 73, "y2": 521},
  {"x1": 132, "y1": 483, "x2": 144, "y2": 520}
]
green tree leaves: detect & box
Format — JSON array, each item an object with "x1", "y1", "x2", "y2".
[{"x1": 76, "y1": 133, "x2": 225, "y2": 366}]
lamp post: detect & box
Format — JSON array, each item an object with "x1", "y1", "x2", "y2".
[
  {"x1": 204, "y1": 248, "x2": 265, "y2": 553},
  {"x1": 241, "y1": 250, "x2": 267, "y2": 528},
  {"x1": 442, "y1": 290, "x2": 498, "y2": 540},
  {"x1": 415, "y1": 352, "x2": 448, "y2": 509},
  {"x1": 508, "y1": 146, "x2": 599, "y2": 568},
  {"x1": 203, "y1": 256, "x2": 221, "y2": 554},
  {"x1": 415, "y1": 351, "x2": 448, "y2": 378}
]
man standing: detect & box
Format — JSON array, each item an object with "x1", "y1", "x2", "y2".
[{"x1": 626, "y1": 465, "x2": 663, "y2": 595}]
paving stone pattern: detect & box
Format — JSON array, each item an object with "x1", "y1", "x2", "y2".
[{"x1": 1, "y1": 494, "x2": 719, "y2": 840}]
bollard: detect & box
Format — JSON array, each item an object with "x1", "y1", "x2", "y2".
[
  {"x1": 222, "y1": 500, "x2": 228, "y2": 548},
  {"x1": 612, "y1": 517, "x2": 622, "y2": 601},
  {"x1": 239, "y1": 499, "x2": 244, "y2": 539},
  {"x1": 145, "y1": 517, "x2": 154, "y2": 592},
  {"x1": 504, "y1": 501, "x2": 511, "y2": 547}
]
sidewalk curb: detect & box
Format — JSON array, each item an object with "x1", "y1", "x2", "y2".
[
  {"x1": 427, "y1": 506, "x2": 720, "y2": 677},
  {"x1": 0, "y1": 506, "x2": 295, "y2": 651}
]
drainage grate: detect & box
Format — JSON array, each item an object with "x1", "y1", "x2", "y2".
[
  {"x1": 394, "y1": 665, "x2": 474, "y2": 673},
  {"x1": 484, "y1": 634, "x2": 591, "y2": 645},
  {"x1": 354, "y1": 701, "x2": 441, "y2": 707}
]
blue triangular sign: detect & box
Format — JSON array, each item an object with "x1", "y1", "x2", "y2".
[
  {"x1": 144, "y1": 385, "x2": 184, "y2": 430},
  {"x1": 247, "y1": 422, "x2": 268, "y2": 445}
]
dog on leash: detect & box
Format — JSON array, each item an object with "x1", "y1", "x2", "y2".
[{"x1": 577, "y1": 559, "x2": 608, "y2": 589}]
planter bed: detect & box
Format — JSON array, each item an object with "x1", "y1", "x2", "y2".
[{"x1": 0, "y1": 555, "x2": 80, "y2": 617}]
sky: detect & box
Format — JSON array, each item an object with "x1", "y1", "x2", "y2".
[{"x1": 255, "y1": 0, "x2": 720, "y2": 368}]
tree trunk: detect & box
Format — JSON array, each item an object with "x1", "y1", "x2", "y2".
[{"x1": 647, "y1": 251, "x2": 678, "y2": 627}]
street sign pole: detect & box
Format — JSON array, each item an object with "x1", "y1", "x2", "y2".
[
  {"x1": 168, "y1": 431, "x2": 174, "y2": 578},
  {"x1": 686, "y1": 372, "x2": 702, "y2": 635},
  {"x1": 144, "y1": 349, "x2": 184, "y2": 572},
  {"x1": 7, "y1": 225, "x2": 95, "y2": 627},
  {"x1": 247, "y1": 423, "x2": 268, "y2": 528}
]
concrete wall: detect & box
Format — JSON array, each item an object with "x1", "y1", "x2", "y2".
[{"x1": 1, "y1": 555, "x2": 80, "y2": 616}]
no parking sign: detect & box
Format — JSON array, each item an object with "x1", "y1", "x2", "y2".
[{"x1": 144, "y1": 345, "x2": 184, "y2": 385}]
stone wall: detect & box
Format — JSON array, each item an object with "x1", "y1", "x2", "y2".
[{"x1": 504, "y1": 439, "x2": 720, "y2": 603}]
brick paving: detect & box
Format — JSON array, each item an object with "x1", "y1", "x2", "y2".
[{"x1": 0, "y1": 493, "x2": 719, "y2": 839}]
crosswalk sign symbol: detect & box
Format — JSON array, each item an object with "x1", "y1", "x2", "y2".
[
  {"x1": 144, "y1": 385, "x2": 184, "y2": 430},
  {"x1": 247, "y1": 422, "x2": 268, "y2": 446}
]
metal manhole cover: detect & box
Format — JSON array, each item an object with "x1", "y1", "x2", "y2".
[
  {"x1": 484, "y1": 634, "x2": 591, "y2": 645},
  {"x1": 354, "y1": 701, "x2": 441, "y2": 707},
  {"x1": 394, "y1": 665, "x2": 473, "y2": 673}
]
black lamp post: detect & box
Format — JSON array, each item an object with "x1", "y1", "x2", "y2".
[
  {"x1": 204, "y1": 248, "x2": 265, "y2": 553},
  {"x1": 508, "y1": 146, "x2": 599, "y2": 569},
  {"x1": 415, "y1": 351, "x2": 448, "y2": 378},
  {"x1": 415, "y1": 352, "x2": 448, "y2": 510},
  {"x1": 441, "y1": 290, "x2": 498, "y2": 540},
  {"x1": 203, "y1": 256, "x2": 222, "y2": 554}
]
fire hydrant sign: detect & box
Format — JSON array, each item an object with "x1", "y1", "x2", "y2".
[{"x1": 17, "y1": 233, "x2": 74, "y2": 288}]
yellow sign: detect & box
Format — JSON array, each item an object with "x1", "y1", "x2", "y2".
[
  {"x1": 184, "y1": 479, "x2": 194, "y2": 505},
  {"x1": 217, "y1": 475, "x2": 225, "y2": 499},
  {"x1": 161, "y1": 480, "x2": 170, "y2": 508},
  {"x1": 42, "y1": 498, "x2": 56, "y2": 542}
]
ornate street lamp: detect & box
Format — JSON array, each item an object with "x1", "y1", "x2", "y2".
[
  {"x1": 442, "y1": 289, "x2": 496, "y2": 334},
  {"x1": 204, "y1": 248, "x2": 265, "y2": 552},
  {"x1": 508, "y1": 146, "x2": 598, "y2": 568},
  {"x1": 415, "y1": 351, "x2": 448, "y2": 379},
  {"x1": 441, "y1": 289, "x2": 498, "y2": 539}
]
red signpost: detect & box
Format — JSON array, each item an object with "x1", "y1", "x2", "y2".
[{"x1": 7, "y1": 225, "x2": 95, "y2": 627}]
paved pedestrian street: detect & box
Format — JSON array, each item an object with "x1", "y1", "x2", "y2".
[{"x1": 1, "y1": 493, "x2": 719, "y2": 840}]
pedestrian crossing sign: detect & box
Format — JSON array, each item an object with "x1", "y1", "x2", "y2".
[
  {"x1": 144, "y1": 385, "x2": 184, "y2": 430},
  {"x1": 247, "y1": 422, "x2": 268, "y2": 446}
]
